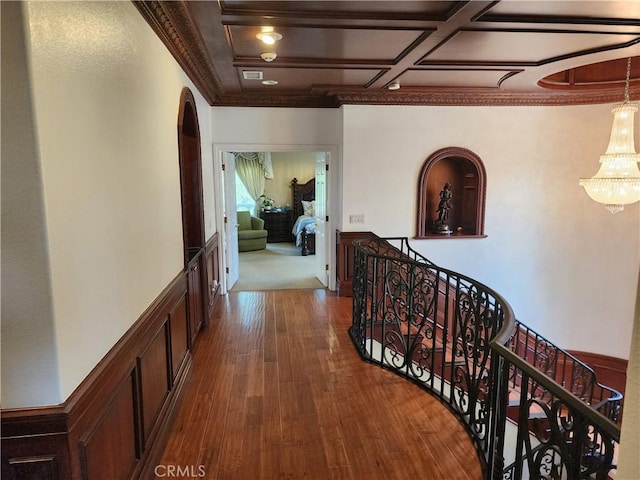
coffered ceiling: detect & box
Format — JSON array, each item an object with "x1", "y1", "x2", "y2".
[{"x1": 135, "y1": 1, "x2": 640, "y2": 107}]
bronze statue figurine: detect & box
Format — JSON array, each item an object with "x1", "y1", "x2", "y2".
[{"x1": 433, "y1": 182, "x2": 453, "y2": 234}]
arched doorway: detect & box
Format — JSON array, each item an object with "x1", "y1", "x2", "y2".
[
  {"x1": 177, "y1": 88, "x2": 205, "y2": 265},
  {"x1": 178, "y1": 88, "x2": 206, "y2": 343}
]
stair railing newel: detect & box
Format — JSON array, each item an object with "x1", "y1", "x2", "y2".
[{"x1": 348, "y1": 237, "x2": 622, "y2": 480}]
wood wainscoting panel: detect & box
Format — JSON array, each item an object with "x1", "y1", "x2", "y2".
[
  {"x1": 335, "y1": 231, "x2": 377, "y2": 297},
  {"x1": 169, "y1": 295, "x2": 189, "y2": 381},
  {"x1": 80, "y1": 372, "x2": 138, "y2": 480},
  {"x1": 187, "y1": 250, "x2": 205, "y2": 348},
  {"x1": 138, "y1": 323, "x2": 171, "y2": 446},
  {"x1": 2, "y1": 271, "x2": 192, "y2": 480},
  {"x1": 7, "y1": 454, "x2": 59, "y2": 480},
  {"x1": 0, "y1": 406, "x2": 71, "y2": 480},
  {"x1": 205, "y1": 232, "x2": 221, "y2": 321},
  {"x1": 1, "y1": 406, "x2": 70, "y2": 480}
]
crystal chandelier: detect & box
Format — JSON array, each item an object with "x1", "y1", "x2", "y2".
[{"x1": 579, "y1": 57, "x2": 640, "y2": 214}]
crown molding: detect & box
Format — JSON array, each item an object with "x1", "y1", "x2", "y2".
[{"x1": 133, "y1": 1, "x2": 221, "y2": 105}]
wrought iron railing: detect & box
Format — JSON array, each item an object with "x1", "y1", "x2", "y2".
[
  {"x1": 348, "y1": 237, "x2": 622, "y2": 480},
  {"x1": 508, "y1": 321, "x2": 622, "y2": 424}
]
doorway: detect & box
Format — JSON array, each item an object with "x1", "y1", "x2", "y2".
[
  {"x1": 177, "y1": 88, "x2": 205, "y2": 266},
  {"x1": 178, "y1": 88, "x2": 207, "y2": 340},
  {"x1": 214, "y1": 145, "x2": 336, "y2": 294}
]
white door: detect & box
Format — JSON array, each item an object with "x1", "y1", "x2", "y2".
[
  {"x1": 223, "y1": 152, "x2": 239, "y2": 290},
  {"x1": 314, "y1": 152, "x2": 328, "y2": 286}
]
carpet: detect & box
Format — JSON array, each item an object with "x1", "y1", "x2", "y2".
[{"x1": 231, "y1": 242, "x2": 324, "y2": 291}]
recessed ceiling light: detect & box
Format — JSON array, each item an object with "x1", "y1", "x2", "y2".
[
  {"x1": 262, "y1": 80, "x2": 278, "y2": 85},
  {"x1": 256, "y1": 27, "x2": 282, "y2": 45},
  {"x1": 388, "y1": 82, "x2": 400, "y2": 90}
]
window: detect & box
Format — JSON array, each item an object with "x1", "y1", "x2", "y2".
[{"x1": 235, "y1": 173, "x2": 255, "y2": 212}]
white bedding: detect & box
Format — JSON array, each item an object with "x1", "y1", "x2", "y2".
[{"x1": 291, "y1": 215, "x2": 316, "y2": 246}]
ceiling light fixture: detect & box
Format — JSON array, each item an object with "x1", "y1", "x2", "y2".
[
  {"x1": 388, "y1": 81, "x2": 400, "y2": 90},
  {"x1": 262, "y1": 80, "x2": 278, "y2": 86},
  {"x1": 260, "y1": 52, "x2": 277, "y2": 62},
  {"x1": 256, "y1": 27, "x2": 282, "y2": 45},
  {"x1": 579, "y1": 57, "x2": 640, "y2": 214}
]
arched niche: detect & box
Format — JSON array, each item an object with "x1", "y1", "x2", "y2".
[{"x1": 416, "y1": 147, "x2": 487, "y2": 238}]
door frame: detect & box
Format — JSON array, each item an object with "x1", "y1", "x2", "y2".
[{"x1": 213, "y1": 143, "x2": 339, "y2": 294}]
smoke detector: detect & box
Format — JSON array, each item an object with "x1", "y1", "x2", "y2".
[{"x1": 260, "y1": 52, "x2": 277, "y2": 62}]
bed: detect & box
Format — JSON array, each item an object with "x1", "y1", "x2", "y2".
[{"x1": 291, "y1": 177, "x2": 316, "y2": 256}]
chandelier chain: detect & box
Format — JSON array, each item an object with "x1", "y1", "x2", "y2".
[{"x1": 624, "y1": 57, "x2": 631, "y2": 103}]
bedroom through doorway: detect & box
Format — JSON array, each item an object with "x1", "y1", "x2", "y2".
[
  {"x1": 232, "y1": 242, "x2": 322, "y2": 291},
  {"x1": 219, "y1": 149, "x2": 329, "y2": 292}
]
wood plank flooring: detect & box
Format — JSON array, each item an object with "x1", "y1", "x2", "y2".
[{"x1": 155, "y1": 289, "x2": 483, "y2": 480}]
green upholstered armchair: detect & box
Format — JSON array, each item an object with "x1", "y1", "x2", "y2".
[{"x1": 237, "y1": 211, "x2": 268, "y2": 251}]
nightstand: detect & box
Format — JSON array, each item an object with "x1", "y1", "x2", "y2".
[{"x1": 259, "y1": 211, "x2": 294, "y2": 242}]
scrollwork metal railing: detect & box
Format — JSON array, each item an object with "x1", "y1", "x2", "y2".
[
  {"x1": 508, "y1": 321, "x2": 622, "y2": 424},
  {"x1": 348, "y1": 237, "x2": 622, "y2": 480}
]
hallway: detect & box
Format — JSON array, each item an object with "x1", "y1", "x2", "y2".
[{"x1": 156, "y1": 289, "x2": 482, "y2": 479}]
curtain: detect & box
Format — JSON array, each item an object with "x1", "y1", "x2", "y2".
[
  {"x1": 234, "y1": 152, "x2": 273, "y2": 215},
  {"x1": 234, "y1": 152, "x2": 273, "y2": 178}
]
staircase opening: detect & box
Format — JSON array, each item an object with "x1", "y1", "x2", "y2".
[{"x1": 349, "y1": 236, "x2": 622, "y2": 479}]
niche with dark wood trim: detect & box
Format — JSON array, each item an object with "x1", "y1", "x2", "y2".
[{"x1": 416, "y1": 147, "x2": 487, "y2": 238}]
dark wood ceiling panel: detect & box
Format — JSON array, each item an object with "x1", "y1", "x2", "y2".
[
  {"x1": 135, "y1": 0, "x2": 640, "y2": 107},
  {"x1": 540, "y1": 55, "x2": 640, "y2": 90},
  {"x1": 421, "y1": 30, "x2": 640, "y2": 65},
  {"x1": 228, "y1": 25, "x2": 428, "y2": 65},
  {"x1": 220, "y1": 1, "x2": 463, "y2": 21},
  {"x1": 398, "y1": 68, "x2": 514, "y2": 88},
  {"x1": 238, "y1": 67, "x2": 383, "y2": 90},
  {"x1": 477, "y1": 1, "x2": 640, "y2": 25}
]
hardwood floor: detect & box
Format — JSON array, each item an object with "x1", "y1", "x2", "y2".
[{"x1": 155, "y1": 289, "x2": 483, "y2": 480}]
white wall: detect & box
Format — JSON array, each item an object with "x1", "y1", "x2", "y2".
[
  {"x1": 1, "y1": 1, "x2": 62, "y2": 407},
  {"x1": 266, "y1": 152, "x2": 316, "y2": 208},
  {"x1": 211, "y1": 107, "x2": 342, "y2": 147},
  {"x1": 341, "y1": 104, "x2": 639, "y2": 358},
  {"x1": 1, "y1": 1, "x2": 215, "y2": 407},
  {"x1": 618, "y1": 270, "x2": 640, "y2": 478}
]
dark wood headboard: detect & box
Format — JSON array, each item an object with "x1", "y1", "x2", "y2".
[{"x1": 291, "y1": 177, "x2": 315, "y2": 219}]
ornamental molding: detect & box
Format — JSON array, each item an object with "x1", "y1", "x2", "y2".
[{"x1": 133, "y1": 1, "x2": 221, "y2": 105}]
